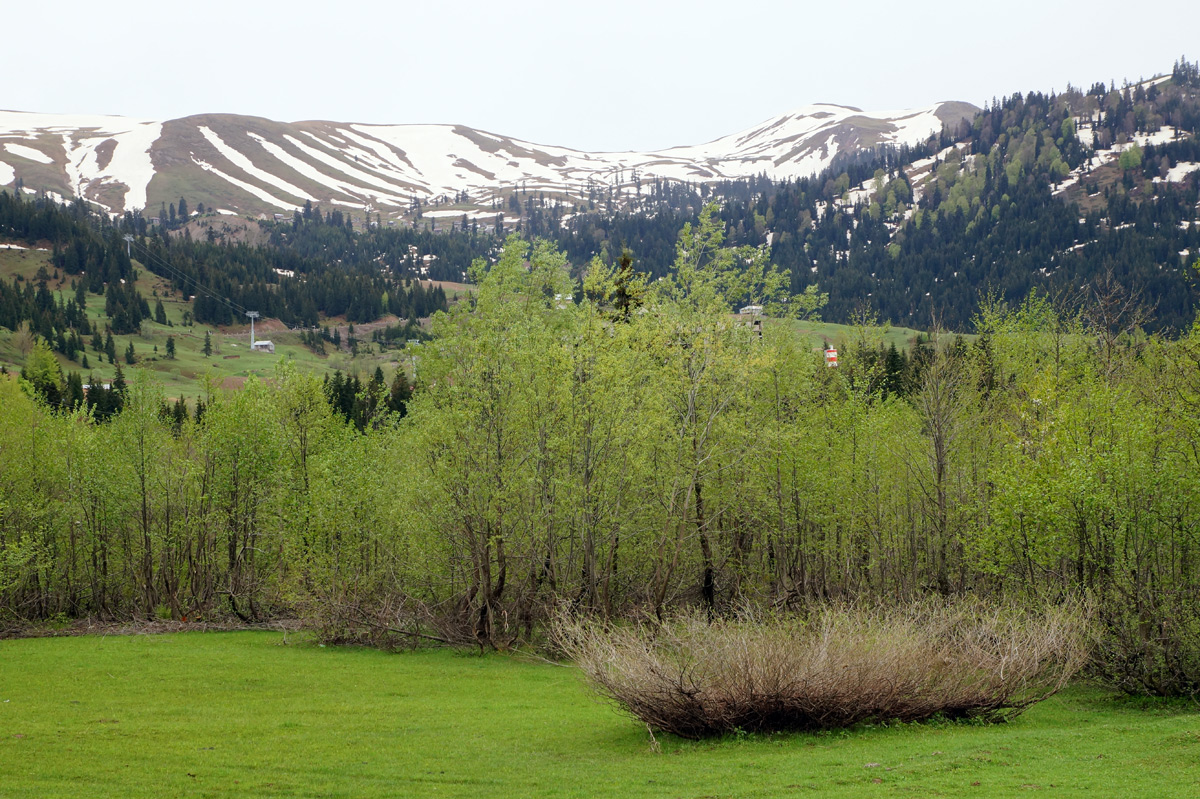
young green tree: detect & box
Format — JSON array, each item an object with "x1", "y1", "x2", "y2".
[{"x1": 20, "y1": 338, "x2": 64, "y2": 407}]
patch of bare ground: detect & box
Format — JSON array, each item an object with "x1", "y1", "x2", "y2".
[
  {"x1": 174, "y1": 214, "x2": 271, "y2": 246},
  {"x1": 0, "y1": 617, "x2": 300, "y2": 641}
]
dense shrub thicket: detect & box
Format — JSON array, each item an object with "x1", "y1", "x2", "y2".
[
  {"x1": 556, "y1": 603, "x2": 1091, "y2": 738},
  {"x1": 2, "y1": 216, "x2": 1199, "y2": 697}
]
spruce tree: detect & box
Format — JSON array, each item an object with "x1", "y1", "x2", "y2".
[
  {"x1": 203, "y1": 331, "x2": 212, "y2": 357},
  {"x1": 64, "y1": 371, "x2": 84, "y2": 409},
  {"x1": 389, "y1": 370, "x2": 412, "y2": 417},
  {"x1": 111, "y1": 364, "x2": 127, "y2": 411}
]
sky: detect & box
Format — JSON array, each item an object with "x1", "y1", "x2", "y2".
[{"x1": 7, "y1": 0, "x2": 1200, "y2": 152}]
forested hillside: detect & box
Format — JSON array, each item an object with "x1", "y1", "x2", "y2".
[
  {"x1": 0, "y1": 193, "x2": 449, "y2": 386},
  {"x1": 515, "y1": 59, "x2": 1200, "y2": 331}
]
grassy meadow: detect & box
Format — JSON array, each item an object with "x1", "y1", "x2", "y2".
[
  {"x1": 0, "y1": 631, "x2": 1196, "y2": 798},
  {"x1": 0, "y1": 246, "x2": 411, "y2": 401},
  {"x1": 788, "y1": 316, "x2": 927, "y2": 352}
]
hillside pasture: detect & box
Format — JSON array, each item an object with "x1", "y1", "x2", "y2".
[{"x1": 0, "y1": 251, "x2": 414, "y2": 400}]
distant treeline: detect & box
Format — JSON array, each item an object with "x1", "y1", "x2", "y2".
[
  {"x1": 0, "y1": 192, "x2": 449, "y2": 343},
  {"x1": 500, "y1": 64, "x2": 1200, "y2": 331},
  {"x1": 211, "y1": 62, "x2": 1200, "y2": 333}
]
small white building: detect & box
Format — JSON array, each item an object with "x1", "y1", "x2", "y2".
[{"x1": 251, "y1": 340, "x2": 275, "y2": 354}]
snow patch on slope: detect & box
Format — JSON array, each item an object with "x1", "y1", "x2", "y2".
[
  {"x1": 0, "y1": 111, "x2": 162, "y2": 211},
  {"x1": 1160, "y1": 162, "x2": 1200, "y2": 182},
  {"x1": 2, "y1": 142, "x2": 52, "y2": 163},
  {"x1": 250, "y1": 133, "x2": 380, "y2": 202},
  {"x1": 191, "y1": 156, "x2": 300, "y2": 211},
  {"x1": 282, "y1": 134, "x2": 413, "y2": 200},
  {"x1": 199, "y1": 126, "x2": 316, "y2": 202}
]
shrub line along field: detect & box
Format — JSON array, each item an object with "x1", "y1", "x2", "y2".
[{"x1": 0, "y1": 632, "x2": 1196, "y2": 798}]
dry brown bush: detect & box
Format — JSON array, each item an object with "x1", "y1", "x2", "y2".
[{"x1": 556, "y1": 601, "x2": 1090, "y2": 739}]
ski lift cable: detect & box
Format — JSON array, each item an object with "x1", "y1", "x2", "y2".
[
  {"x1": 127, "y1": 238, "x2": 250, "y2": 317},
  {"x1": 129, "y1": 239, "x2": 246, "y2": 314}
]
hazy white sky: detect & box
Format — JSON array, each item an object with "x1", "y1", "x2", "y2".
[{"x1": 7, "y1": 0, "x2": 1199, "y2": 151}]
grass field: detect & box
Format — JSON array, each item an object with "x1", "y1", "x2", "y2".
[
  {"x1": 788, "y1": 317, "x2": 929, "y2": 352},
  {"x1": 0, "y1": 248, "x2": 413, "y2": 401},
  {"x1": 0, "y1": 632, "x2": 1196, "y2": 798}
]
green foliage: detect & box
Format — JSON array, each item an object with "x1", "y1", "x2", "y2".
[
  {"x1": 1119, "y1": 143, "x2": 1144, "y2": 170},
  {"x1": 19, "y1": 337, "x2": 63, "y2": 405}
]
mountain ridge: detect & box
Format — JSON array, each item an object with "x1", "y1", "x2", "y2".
[{"x1": 0, "y1": 101, "x2": 978, "y2": 219}]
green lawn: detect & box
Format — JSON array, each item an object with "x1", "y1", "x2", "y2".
[
  {"x1": 786, "y1": 317, "x2": 951, "y2": 353},
  {"x1": 0, "y1": 632, "x2": 1196, "y2": 797}
]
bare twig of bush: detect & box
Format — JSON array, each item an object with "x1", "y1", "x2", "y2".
[
  {"x1": 555, "y1": 600, "x2": 1090, "y2": 739},
  {"x1": 294, "y1": 588, "x2": 474, "y2": 649},
  {"x1": 1092, "y1": 596, "x2": 1200, "y2": 700}
]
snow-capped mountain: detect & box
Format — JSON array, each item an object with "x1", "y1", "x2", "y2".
[{"x1": 0, "y1": 101, "x2": 977, "y2": 218}]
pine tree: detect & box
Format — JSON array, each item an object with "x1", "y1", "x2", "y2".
[
  {"x1": 112, "y1": 363, "x2": 127, "y2": 404},
  {"x1": 166, "y1": 336, "x2": 176, "y2": 359},
  {"x1": 388, "y1": 370, "x2": 412, "y2": 417},
  {"x1": 203, "y1": 330, "x2": 212, "y2": 357},
  {"x1": 64, "y1": 371, "x2": 84, "y2": 409},
  {"x1": 155, "y1": 299, "x2": 168, "y2": 325},
  {"x1": 125, "y1": 341, "x2": 136, "y2": 365}
]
